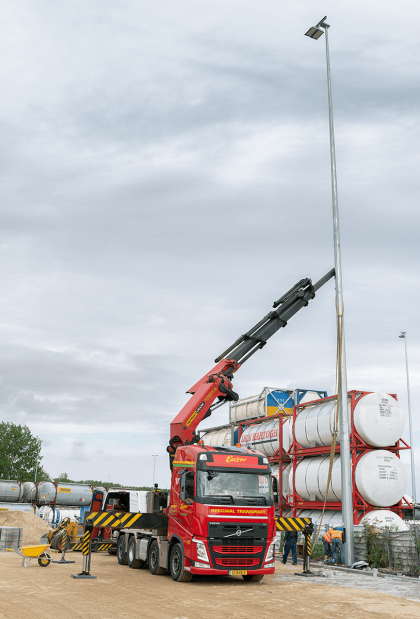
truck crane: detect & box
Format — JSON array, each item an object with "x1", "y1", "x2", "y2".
[{"x1": 79, "y1": 269, "x2": 334, "y2": 582}]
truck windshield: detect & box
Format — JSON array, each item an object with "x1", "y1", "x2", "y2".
[{"x1": 196, "y1": 470, "x2": 273, "y2": 499}]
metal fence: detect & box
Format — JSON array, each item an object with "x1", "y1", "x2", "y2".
[{"x1": 0, "y1": 526, "x2": 23, "y2": 551}]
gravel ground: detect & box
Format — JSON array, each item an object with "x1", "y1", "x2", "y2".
[
  {"x1": 1, "y1": 551, "x2": 420, "y2": 618},
  {"x1": 276, "y1": 563, "x2": 420, "y2": 603}
]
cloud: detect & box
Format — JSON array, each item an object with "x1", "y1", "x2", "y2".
[{"x1": 0, "y1": 0, "x2": 418, "y2": 487}]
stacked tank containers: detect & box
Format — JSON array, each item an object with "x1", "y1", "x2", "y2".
[
  {"x1": 227, "y1": 387, "x2": 327, "y2": 507},
  {"x1": 0, "y1": 481, "x2": 93, "y2": 513},
  {"x1": 288, "y1": 390, "x2": 411, "y2": 524}
]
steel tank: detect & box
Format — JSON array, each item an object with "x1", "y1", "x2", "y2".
[
  {"x1": 201, "y1": 426, "x2": 237, "y2": 447},
  {"x1": 292, "y1": 450, "x2": 407, "y2": 507},
  {"x1": 0, "y1": 481, "x2": 22, "y2": 503},
  {"x1": 293, "y1": 392, "x2": 404, "y2": 448},
  {"x1": 22, "y1": 482, "x2": 35, "y2": 502},
  {"x1": 230, "y1": 389, "x2": 296, "y2": 422},
  {"x1": 0, "y1": 502, "x2": 34, "y2": 513},
  {"x1": 270, "y1": 464, "x2": 290, "y2": 498},
  {"x1": 360, "y1": 509, "x2": 409, "y2": 531},
  {"x1": 239, "y1": 418, "x2": 291, "y2": 457},
  {"x1": 35, "y1": 482, "x2": 92, "y2": 506}
]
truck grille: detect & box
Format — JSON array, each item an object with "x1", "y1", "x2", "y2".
[
  {"x1": 215, "y1": 558, "x2": 260, "y2": 567},
  {"x1": 213, "y1": 545, "x2": 263, "y2": 554}
]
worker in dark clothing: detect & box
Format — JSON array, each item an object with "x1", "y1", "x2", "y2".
[{"x1": 282, "y1": 530, "x2": 298, "y2": 565}]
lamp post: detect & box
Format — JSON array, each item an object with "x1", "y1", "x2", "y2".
[
  {"x1": 399, "y1": 332, "x2": 417, "y2": 510},
  {"x1": 34, "y1": 439, "x2": 43, "y2": 483},
  {"x1": 152, "y1": 455, "x2": 159, "y2": 488},
  {"x1": 305, "y1": 16, "x2": 354, "y2": 564}
]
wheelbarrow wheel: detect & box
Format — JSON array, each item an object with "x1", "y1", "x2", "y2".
[{"x1": 38, "y1": 552, "x2": 52, "y2": 567}]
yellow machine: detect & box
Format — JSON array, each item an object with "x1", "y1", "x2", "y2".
[{"x1": 41, "y1": 517, "x2": 83, "y2": 551}]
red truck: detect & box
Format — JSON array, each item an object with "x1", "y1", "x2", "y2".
[{"x1": 84, "y1": 271, "x2": 333, "y2": 581}]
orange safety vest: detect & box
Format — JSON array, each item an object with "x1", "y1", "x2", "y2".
[
  {"x1": 330, "y1": 529, "x2": 343, "y2": 541},
  {"x1": 323, "y1": 531, "x2": 332, "y2": 543}
]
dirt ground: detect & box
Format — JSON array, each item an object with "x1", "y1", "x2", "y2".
[{"x1": 1, "y1": 552, "x2": 420, "y2": 619}]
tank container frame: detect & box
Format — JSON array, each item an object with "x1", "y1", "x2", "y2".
[{"x1": 287, "y1": 390, "x2": 412, "y2": 524}]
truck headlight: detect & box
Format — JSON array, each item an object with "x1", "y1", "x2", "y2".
[
  {"x1": 193, "y1": 540, "x2": 209, "y2": 563},
  {"x1": 265, "y1": 542, "x2": 275, "y2": 563}
]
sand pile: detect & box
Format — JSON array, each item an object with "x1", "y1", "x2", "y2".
[{"x1": 0, "y1": 511, "x2": 52, "y2": 545}]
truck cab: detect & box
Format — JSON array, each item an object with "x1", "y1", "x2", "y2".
[{"x1": 168, "y1": 444, "x2": 277, "y2": 580}]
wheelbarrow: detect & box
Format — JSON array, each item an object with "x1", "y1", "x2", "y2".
[{"x1": 7, "y1": 544, "x2": 52, "y2": 568}]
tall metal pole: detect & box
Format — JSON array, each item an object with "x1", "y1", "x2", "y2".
[
  {"x1": 152, "y1": 455, "x2": 158, "y2": 487},
  {"x1": 400, "y1": 332, "x2": 416, "y2": 507},
  {"x1": 323, "y1": 21, "x2": 354, "y2": 564}
]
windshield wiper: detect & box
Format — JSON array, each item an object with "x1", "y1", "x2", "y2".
[{"x1": 207, "y1": 494, "x2": 234, "y2": 503}]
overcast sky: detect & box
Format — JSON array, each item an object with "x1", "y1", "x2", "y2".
[{"x1": 0, "y1": 1, "x2": 418, "y2": 493}]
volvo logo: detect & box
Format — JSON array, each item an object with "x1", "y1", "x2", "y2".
[{"x1": 236, "y1": 530, "x2": 242, "y2": 536}]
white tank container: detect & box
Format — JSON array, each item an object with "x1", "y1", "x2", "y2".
[
  {"x1": 292, "y1": 450, "x2": 407, "y2": 507},
  {"x1": 297, "y1": 509, "x2": 344, "y2": 528},
  {"x1": 201, "y1": 427, "x2": 233, "y2": 447},
  {"x1": 0, "y1": 502, "x2": 34, "y2": 513},
  {"x1": 239, "y1": 418, "x2": 291, "y2": 456},
  {"x1": 33, "y1": 482, "x2": 92, "y2": 506},
  {"x1": 0, "y1": 481, "x2": 22, "y2": 503},
  {"x1": 22, "y1": 482, "x2": 35, "y2": 503},
  {"x1": 293, "y1": 392, "x2": 404, "y2": 448},
  {"x1": 230, "y1": 389, "x2": 296, "y2": 422},
  {"x1": 360, "y1": 509, "x2": 409, "y2": 531},
  {"x1": 270, "y1": 464, "x2": 290, "y2": 498}
]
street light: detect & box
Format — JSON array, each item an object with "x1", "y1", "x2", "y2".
[
  {"x1": 305, "y1": 16, "x2": 354, "y2": 565},
  {"x1": 399, "y1": 332, "x2": 417, "y2": 510},
  {"x1": 152, "y1": 455, "x2": 159, "y2": 488},
  {"x1": 34, "y1": 439, "x2": 43, "y2": 483}
]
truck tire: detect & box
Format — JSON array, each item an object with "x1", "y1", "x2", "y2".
[
  {"x1": 148, "y1": 540, "x2": 166, "y2": 575},
  {"x1": 117, "y1": 535, "x2": 128, "y2": 565},
  {"x1": 51, "y1": 533, "x2": 63, "y2": 552},
  {"x1": 242, "y1": 574, "x2": 264, "y2": 582},
  {"x1": 128, "y1": 536, "x2": 144, "y2": 569},
  {"x1": 170, "y1": 543, "x2": 193, "y2": 582}
]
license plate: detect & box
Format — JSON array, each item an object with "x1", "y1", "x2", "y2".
[{"x1": 229, "y1": 570, "x2": 248, "y2": 575}]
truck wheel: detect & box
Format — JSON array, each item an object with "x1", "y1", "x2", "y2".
[
  {"x1": 117, "y1": 535, "x2": 128, "y2": 565},
  {"x1": 170, "y1": 543, "x2": 193, "y2": 582},
  {"x1": 148, "y1": 540, "x2": 166, "y2": 575},
  {"x1": 242, "y1": 574, "x2": 264, "y2": 582},
  {"x1": 128, "y1": 536, "x2": 144, "y2": 569},
  {"x1": 51, "y1": 533, "x2": 63, "y2": 552}
]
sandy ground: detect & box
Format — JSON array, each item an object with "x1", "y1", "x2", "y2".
[{"x1": 1, "y1": 552, "x2": 420, "y2": 619}]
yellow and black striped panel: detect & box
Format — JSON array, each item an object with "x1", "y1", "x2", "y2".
[
  {"x1": 82, "y1": 530, "x2": 91, "y2": 556},
  {"x1": 84, "y1": 511, "x2": 168, "y2": 531},
  {"x1": 95, "y1": 543, "x2": 115, "y2": 552},
  {"x1": 71, "y1": 542, "x2": 84, "y2": 551},
  {"x1": 275, "y1": 517, "x2": 312, "y2": 532}
]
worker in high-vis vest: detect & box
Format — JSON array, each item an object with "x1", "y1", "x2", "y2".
[
  {"x1": 322, "y1": 529, "x2": 333, "y2": 562},
  {"x1": 328, "y1": 526, "x2": 345, "y2": 565}
]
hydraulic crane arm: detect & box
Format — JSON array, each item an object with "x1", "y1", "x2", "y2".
[{"x1": 168, "y1": 268, "x2": 335, "y2": 462}]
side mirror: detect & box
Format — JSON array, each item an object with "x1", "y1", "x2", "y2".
[{"x1": 272, "y1": 476, "x2": 279, "y2": 505}]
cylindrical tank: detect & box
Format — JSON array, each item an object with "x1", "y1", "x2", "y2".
[
  {"x1": 0, "y1": 481, "x2": 22, "y2": 503},
  {"x1": 35, "y1": 482, "x2": 92, "y2": 506},
  {"x1": 239, "y1": 418, "x2": 291, "y2": 457},
  {"x1": 201, "y1": 426, "x2": 237, "y2": 447},
  {"x1": 293, "y1": 392, "x2": 404, "y2": 448},
  {"x1": 270, "y1": 464, "x2": 290, "y2": 498},
  {"x1": 292, "y1": 450, "x2": 407, "y2": 507},
  {"x1": 0, "y1": 502, "x2": 34, "y2": 513},
  {"x1": 230, "y1": 389, "x2": 296, "y2": 422},
  {"x1": 360, "y1": 509, "x2": 409, "y2": 531},
  {"x1": 22, "y1": 482, "x2": 36, "y2": 502},
  {"x1": 297, "y1": 509, "x2": 344, "y2": 528}
]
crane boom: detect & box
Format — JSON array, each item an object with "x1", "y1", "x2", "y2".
[{"x1": 168, "y1": 268, "x2": 335, "y2": 465}]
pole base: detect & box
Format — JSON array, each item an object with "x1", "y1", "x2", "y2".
[
  {"x1": 52, "y1": 559, "x2": 76, "y2": 564},
  {"x1": 71, "y1": 572, "x2": 96, "y2": 579}
]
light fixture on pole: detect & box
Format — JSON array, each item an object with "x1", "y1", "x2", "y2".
[
  {"x1": 305, "y1": 16, "x2": 354, "y2": 564},
  {"x1": 152, "y1": 455, "x2": 159, "y2": 488},
  {"x1": 399, "y1": 332, "x2": 417, "y2": 511}
]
